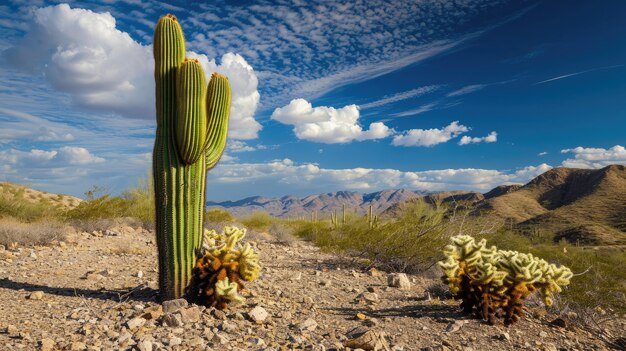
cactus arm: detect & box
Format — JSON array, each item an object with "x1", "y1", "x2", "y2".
[
  {"x1": 204, "y1": 73, "x2": 231, "y2": 171},
  {"x1": 175, "y1": 59, "x2": 207, "y2": 164}
]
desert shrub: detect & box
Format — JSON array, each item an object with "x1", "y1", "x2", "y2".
[
  {"x1": 205, "y1": 208, "x2": 234, "y2": 223},
  {"x1": 0, "y1": 217, "x2": 67, "y2": 246},
  {"x1": 294, "y1": 200, "x2": 452, "y2": 273},
  {"x1": 239, "y1": 211, "x2": 275, "y2": 230},
  {"x1": 66, "y1": 178, "x2": 155, "y2": 227},
  {"x1": 0, "y1": 189, "x2": 65, "y2": 222},
  {"x1": 120, "y1": 177, "x2": 154, "y2": 225},
  {"x1": 268, "y1": 223, "x2": 297, "y2": 245}
]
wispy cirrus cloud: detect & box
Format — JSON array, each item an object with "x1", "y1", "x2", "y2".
[
  {"x1": 535, "y1": 64, "x2": 624, "y2": 85},
  {"x1": 187, "y1": 0, "x2": 526, "y2": 106},
  {"x1": 359, "y1": 85, "x2": 440, "y2": 110}
]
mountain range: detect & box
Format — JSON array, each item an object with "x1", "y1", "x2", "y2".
[
  {"x1": 206, "y1": 189, "x2": 429, "y2": 218},
  {"x1": 209, "y1": 165, "x2": 626, "y2": 245}
]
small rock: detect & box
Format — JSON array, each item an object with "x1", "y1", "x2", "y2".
[
  {"x1": 248, "y1": 306, "x2": 269, "y2": 323},
  {"x1": 213, "y1": 333, "x2": 229, "y2": 344},
  {"x1": 344, "y1": 329, "x2": 390, "y2": 351},
  {"x1": 40, "y1": 338, "x2": 55, "y2": 351},
  {"x1": 387, "y1": 273, "x2": 411, "y2": 290},
  {"x1": 539, "y1": 331, "x2": 548, "y2": 338},
  {"x1": 136, "y1": 271, "x2": 144, "y2": 278},
  {"x1": 361, "y1": 292, "x2": 379, "y2": 304},
  {"x1": 137, "y1": 340, "x2": 153, "y2": 351},
  {"x1": 540, "y1": 343, "x2": 558, "y2": 351},
  {"x1": 219, "y1": 320, "x2": 237, "y2": 333},
  {"x1": 368, "y1": 268, "x2": 382, "y2": 277},
  {"x1": 167, "y1": 336, "x2": 182, "y2": 346},
  {"x1": 213, "y1": 309, "x2": 227, "y2": 320},
  {"x1": 291, "y1": 272, "x2": 302, "y2": 281},
  {"x1": 162, "y1": 313, "x2": 184, "y2": 327},
  {"x1": 498, "y1": 332, "x2": 510, "y2": 341},
  {"x1": 162, "y1": 298, "x2": 187, "y2": 313},
  {"x1": 70, "y1": 341, "x2": 86, "y2": 350},
  {"x1": 142, "y1": 305, "x2": 163, "y2": 320},
  {"x1": 126, "y1": 317, "x2": 146, "y2": 330},
  {"x1": 356, "y1": 313, "x2": 367, "y2": 320},
  {"x1": 179, "y1": 306, "x2": 201, "y2": 323},
  {"x1": 28, "y1": 291, "x2": 44, "y2": 300},
  {"x1": 299, "y1": 318, "x2": 318, "y2": 331},
  {"x1": 320, "y1": 279, "x2": 331, "y2": 286},
  {"x1": 105, "y1": 229, "x2": 119, "y2": 236},
  {"x1": 445, "y1": 321, "x2": 462, "y2": 333},
  {"x1": 29, "y1": 252, "x2": 37, "y2": 259}
]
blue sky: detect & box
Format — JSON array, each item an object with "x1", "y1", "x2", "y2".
[{"x1": 0, "y1": 0, "x2": 625, "y2": 201}]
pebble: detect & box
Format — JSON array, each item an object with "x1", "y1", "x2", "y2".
[
  {"x1": 167, "y1": 336, "x2": 182, "y2": 346},
  {"x1": 387, "y1": 273, "x2": 412, "y2": 290},
  {"x1": 162, "y1": 298, "x2": 187, "y2": 313},
  {"x1": 40, "y1": 338, "x2": 55, "y2": 351},
  {"x1": 299, "y1": 318, "x2": 318, "y2": 331},
  {"x1": 137, "y1": 340, "x2": 153, "y2": 351},
  {"x1": 28, "y1": 291, "x2": 44, "y2": 300},
  {"x1": 126, "y1": 317, "x2": 146, "y2": 330},
  {"x1": 248, "y1": 306, "x2": 269, "y2": 323}
]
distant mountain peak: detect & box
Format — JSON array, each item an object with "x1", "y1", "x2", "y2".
[{"x1": 207, "y1": 188, "x2": 428, "y2": 218}]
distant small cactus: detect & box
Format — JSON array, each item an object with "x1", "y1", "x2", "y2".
[{"x1": 438, "y1": 235, "x2": 573, "y2": 325}]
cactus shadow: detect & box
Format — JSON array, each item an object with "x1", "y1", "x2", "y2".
[
  {"x1": 325, "y1": 303, "x2": 463, "y2": 320},
  {"x1": 0, "y1": 278, "x2": 157, "y2": 303}
]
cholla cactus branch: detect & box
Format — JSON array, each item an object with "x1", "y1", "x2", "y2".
[
  {"x1": 186, "y1": 226, "x2": 261, "y2": 309},
  {"x1": 438, "y1": 235, "x2": 572, "y2": 326}
]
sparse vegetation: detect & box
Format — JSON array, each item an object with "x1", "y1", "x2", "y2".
[
  {"x1": 205, "y1": 208, "x2": 234, "y2": 223},
  {"x1": 239, "y1": 211, "x2": 275, "y2": 230},
  {"x1": 0, "y1": 217, "x2": 68, "y2": 246}
]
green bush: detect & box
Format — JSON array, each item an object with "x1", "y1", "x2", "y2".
[
  {"x1": 205, "y1": 208, "x2": 234, "y2": 223},
  {"x1": 239, "y1": 211, "x2": 275, "y2": 230},
  {"x1": 294, "y1": 200, "x2": 450, "y2": 272},
  {"x1": 0, "y1": 189, "x2": 65, "y2": 222}
]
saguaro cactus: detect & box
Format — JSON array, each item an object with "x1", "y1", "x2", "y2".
[{"x1": 153, "y1": 14, "x2": 231, "y2": 300}]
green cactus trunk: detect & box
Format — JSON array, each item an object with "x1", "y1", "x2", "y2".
[{"x1": 152, "y1": 15, "x2": 231, "y2": 300}]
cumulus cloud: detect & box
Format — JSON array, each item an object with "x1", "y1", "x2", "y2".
[
  {"x1": 0, "y1": 147, "x2": 104, "y2": 169},
  {"x1": 560, "y1": 145, "x2": 626, "y2": 168},
  {"x1": 207, "y1": 158, "x2": 553, "y2": 200},
  {"x1": 188, "y1": 52, "x2": 262, "y2": 139},
  {"x1": 458, "y1": 131, "x2": 497, "y2": 145},
  {"x1": 3, "y1": 4, "x2": 261, "y2": 139},
  {"x1": 270, "y1": 99, "x2": 392, "y2": 144},
  {"x1": 392, "y1": 121, "x2": 468, "y2": 147}
]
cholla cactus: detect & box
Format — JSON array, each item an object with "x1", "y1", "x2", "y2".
[
  {"x1": 438, "y1": 235, "x2": 572, "y2": 326},
  {"x1": 185, "y1": 226, "x2": 261, "y2": 309}
]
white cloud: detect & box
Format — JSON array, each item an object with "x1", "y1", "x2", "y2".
[
  {"x1": 207, "y1": 158, "x2": 553, "y2": 200},
  {"x1": 3, "y1": 4, "x2": 261, "y2": 139},
  {"x1": 447, "y1": 84, "x2": 487, "y2": 97},
  {"x1": 538, "y1": 151, "x2": 548, "y2": 156},
  {"x1": 560, "y1": 145, "x2": 626, "y2": 168},
  {"x1": 270, "y1": 99, "x2": 392, "y2": 144},
  {"x1": 0, "y1": 147, "x2": 104, "y2": 169},
  {"x1": 392, "y1": 121, "x2": 468, "y2": 147},
  {"x1": 0, "y1": 107, "x2": 75, "y2": 143},
  {"x1": 359, "y1": 85, "x2": 440, "y2": 109},
  {"x1": 458, "y1": 131, "x2": 497, "y2": 145},
  {"x1": 188, "y1": 52, "x2": 262, "y2": 139}
]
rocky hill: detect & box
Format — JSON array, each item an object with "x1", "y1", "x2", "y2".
[
  {"x1": 207, "y1": 189, "x2": 429, "y2": 218},
  {"x1": 387, "y1": 165, "x2": 626, "y2": 245}
]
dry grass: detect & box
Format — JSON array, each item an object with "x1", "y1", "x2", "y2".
[
  {"x1": 268, "y1": 224, "x2": 297, "y2": 245},
  {"x1": 0, "y1": 217, "x2": 68, "y2": 246}
]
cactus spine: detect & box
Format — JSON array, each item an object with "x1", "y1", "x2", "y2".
[{"x1": 153, "y1": 14, "x2": 231, "y2": 300}]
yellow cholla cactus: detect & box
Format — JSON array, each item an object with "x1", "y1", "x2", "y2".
[
  {"x1": 185, "y1": 226, "x2": 261, "y2": 309},
  {"x1": 438, "y1": 235, "x2": 572, "y2": 326}
]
